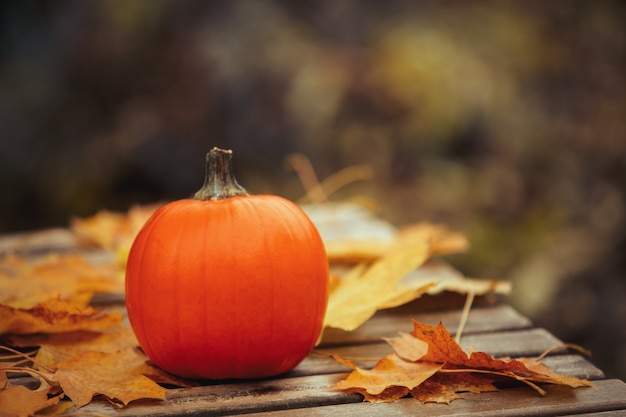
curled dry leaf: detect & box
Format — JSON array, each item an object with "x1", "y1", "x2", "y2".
[
  {"x1": 4, "y1": 326, "x2": 197, "y2": 411},
  {"x1": 323, "y1": 242, "x2": 432, "y2": 332},
  {"x1": 0, "y1": 384, "x2": 62, "y2": 417},
  {"x1": 52, "y1": 348, "x2": 167, "y2": 408},
  {"x1": 0, "y1": 253, "x2": 124, "y2": 309},
  {"x1": 11, "y1": 326, "x2": 139, "y2": 369},
  {"x1": 332, "y1": 353, "x2": 443, "y2": 402},
  {"x1": 0, "y1": 298, "x2": 123, "y2": 335},
  {"x1": 71, "y1": 204, "x2": 160, "y2": 251},
  {"x1": 331, "y1": 319, "x2": 592, "y2": 404},
  {"x1": 303, "y1": 203, "x2": 469, "y2": 263},
  {"x1": 323, "y1": 256, "x2": 510, "y2": 333}
]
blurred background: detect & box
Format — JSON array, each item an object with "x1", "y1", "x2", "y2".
[{"x1": 1, "y1": 1, "x2": 625, "y2": 380}]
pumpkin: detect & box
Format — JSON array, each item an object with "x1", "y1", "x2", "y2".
[{"x1": 125, "y1": 148, "x2": 329, "y2": 379}]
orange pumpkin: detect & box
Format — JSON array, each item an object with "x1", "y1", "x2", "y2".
[{"x1": 125, "y1": 148, "x2": 329, "y2": 379}]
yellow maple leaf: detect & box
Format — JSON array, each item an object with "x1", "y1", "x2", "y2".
[{"x1": 323, "y1": 242, "x2": 433, "y2": 332}]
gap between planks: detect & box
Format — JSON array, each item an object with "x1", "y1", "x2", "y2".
[
  {"x1": 80, "y1": 378, "x2": 626, "y2": 417},
  {"x1": 320, "y1": 304, "x2": 533, "y2": 347}
]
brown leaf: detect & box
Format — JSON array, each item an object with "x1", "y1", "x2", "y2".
[
  {"x1": 332, "y1": 319, "x2": 592, "y2": 404},
  {"x1": 409, "y1": 321, "x2": 471, "y2": 364},
  {"x1": 0, "y1": 298, "x2": 123, "y2": 335},
  {"x1": 331, "y1": 353, "x2": 443, "y2": 402},
  {"x1": 0, "y1": 253, "x2": 123, "y2": 309},
  {"x1": 71, "y1": 204, "x2": 160, "y2": 251},
  {"x1": 0, "y1": 385, "x2": 62, "y2": 417},
  {"x1": 15, "y1": 326, "x2": 139, "y2": 369},
  {"x1": 410, "y1": 372, "x2": 499, "y2": 404},
  {"x1": 383, "y1": 332, "x2": 428, "y2": 362},
  {"x1": 303, "y1": 203, "x2": 469, "y2": 263},
  {"x1": 0, "y1": 370, "x2": 8, "y2": 390},
  {"x1": 52, "y1": 348, "x2": 167, "y2": 408},
  {"x1": 9, "y1": 326, "x2": 197, "y2": 409}
]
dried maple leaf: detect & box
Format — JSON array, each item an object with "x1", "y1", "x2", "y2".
[
  {"x1": 11, "y1": 326, "x2": 139, "y2": 369},
  {"x1": 303, "y1": 203, "x2": 469, "y2": 263},
  {"x1": 332, "y1": 353, "x2": 443, "y2": 402},
  {"x1": 332, "y1": 319, "x2": 592, "y2": 403},
  {"x1": 0, "y1": 298, "x2": 123, "y2": 335},
  {"x1": 397, "y1": 260, "x2": 511, "y2": 301},
  {"x1": 52, "y1": 348, "x2": 167, "y2": 408},
  {"x1": 71, "y1": 204, "x2": 160, "y2": 251},
  {"x1": 0, "y1": 384, "x2": 62, "y2": 417},
  {"x1": 323, "y1": 255, "x2": 509, "y2": 333},
  {"x1": 409, "y1": 321, "x2": 591, "y2": 390},
  {"x1": 7, "y1": 326, "x2": 197, "y2": 410},
  {"x1": 323, "y1": 242, "x2": 433, "y2": 331},
  {"x1": 0, "y1": 253, "x2": 123, "y2": 309},
  {"x1": 410, "y1": 372, "x2": 499, "y2": 404}
]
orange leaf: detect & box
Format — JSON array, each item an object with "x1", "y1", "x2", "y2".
[
  {"x1": 15, "y1": 326, "x2": 139, "y2": 369},
  {"x1": 332, "y1": 319, "x2": 592, "y2": 404},
  {"x1": 410, "y1": 372, "x2": 499, "y2": 404},
  {"x1": 410, "y1": 320, "x2": 469, "y2": 364},
  {"x1": 0, "y1": 253, "x2": 123, "y2": 309},
  {"x1": 0, "y1": 298, "x2": 123, "y2": 335},
  {"x1": 71, "y1": 204, "x2": 159, "y2": 250},
  {"x1": 384, "y1": 332, "x2": 428, "y2": 362},
  {"x1": 331, "y1": 353, "x2": 443, "y2": 402},
  {"x1": 52, "y1": 348, "x2": 167, "y2": 408},
  {"x1": 0, "y1": 385, "x2": 62, "y2": 417}
]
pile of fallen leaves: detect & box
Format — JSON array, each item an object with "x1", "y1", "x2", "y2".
[
  {"x1": 0, "y1": 253, "x2": 196, "y2": 415},
  {"x1": 0, "y1": 199, "x2": 512, "y2": 414},
  {"x1": 331, "y1": 319, "x2": 591, "y2": 403},
  {"x1": 0, "y1": 160, "x2": 585, "y2": 413}
]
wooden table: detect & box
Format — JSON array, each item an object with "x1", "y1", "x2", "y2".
[{"x1": 3, "y1": 229, "x2": 626, "y2": 416}]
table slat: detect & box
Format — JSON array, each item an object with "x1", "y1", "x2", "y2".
[
  {"x1": 320, "y1": 304, "x2": 532, "y2": 346},
  {"x1": 244, "y1": 379, "x2": 626, "y2": 417}
]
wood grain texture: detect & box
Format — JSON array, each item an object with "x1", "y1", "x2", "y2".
[
  {"x1": 320, "y1": 304, "x2": 533, "y2": 346},
  {"x1": 243, "y1": 379, "x2": 626, "y2": 417},
  {"x1": 2, "y1": 227, "x2": 623, "y2": 416}
]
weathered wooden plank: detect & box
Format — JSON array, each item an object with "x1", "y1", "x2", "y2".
[
  {"x1": 80, "y1": 373, "x2": 357, "y2": 416},
  {"x1": 306, "y1": 327, "x2": 598, "y2": 378},
  {"x1": 320, "y1": 304, "x2": 533, "y2": 346},
  {"x1": 540, "y1": 355, "x2": 605, "y2": 381},
  {"x1": 79, "y1": 351, "x2": 608, "y2": 417},
  {"x1": 244, "y1": 379, "x2": 626, "y2": 417},
  {"x1": 297, "y1": 340, "x2": 604, "y2": 381}
]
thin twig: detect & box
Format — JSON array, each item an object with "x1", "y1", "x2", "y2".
[
  {"x1": 455, "y1": 290, "x2": 475, "y2": 344},
  {"x1": 0, "y1": 366, "x2": 58, "y2": 386},
  {"x1": 285, "y1": 154, "x2": 329, "y2": 204},
  {"x1": 286, "y1": 154, "x2": 375, "y2": 204},
  {"x1": 535, "y1": 343, "x2": 592, "y2": 361},
  {"x1": 0, "y1": 345, "x2": 55, "y2": 373},
  {"x1": 311, "y1": 165, "x2": 374, "y2": 202}
]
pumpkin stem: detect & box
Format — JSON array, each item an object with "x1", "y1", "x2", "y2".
[{"x1": 194, "y1": 148, "x2": 249, "y2": 200}]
